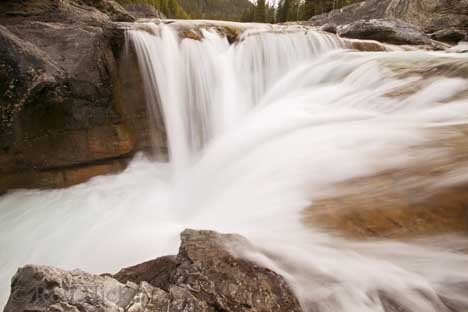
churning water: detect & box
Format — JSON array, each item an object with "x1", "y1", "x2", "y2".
[{"x1": 1, "y1": 21, "x2": 468, "y2": 311}]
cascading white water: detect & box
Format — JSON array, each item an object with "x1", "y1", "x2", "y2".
[
  {"x1": 129, "y1": 23, "x2": 350, "y2": 172},
  {"x1": 1, "y1": 21, "x2": 468, "y2": 311}
]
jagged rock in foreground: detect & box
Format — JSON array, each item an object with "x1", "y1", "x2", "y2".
[{"x1": 4, "y1": 229, "x2": 303, "y2": 312}]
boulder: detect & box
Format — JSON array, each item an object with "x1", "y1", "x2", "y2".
[
  {"x1": 319, "y1": 23, "x2": 337, "y2": 34},
  {"x1": 4, "y1": 229, "x2": 303, "y2": 312},
  {"x1": 337, "y1": 18, "x2": 432, "y2": 45},
  {"x1": 0, "y1": 0, "x2": 163, "y2": 192},
  {"x1": 430, "y1": 29, "x2": 466, "y2": 44}
]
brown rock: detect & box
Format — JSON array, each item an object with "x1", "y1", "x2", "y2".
[
  {"x1": 114, "y1": 256, "x2": 177, "y2": 291},
  {"x1": 63, "y1": 160, "x2": 126, "y2": 186},
  {"x1": 172, "y1": 229, "x2": 302, "y2": 312},
  {"x1": 0, "y1": 0, "x2": 165, "y2": 192}
]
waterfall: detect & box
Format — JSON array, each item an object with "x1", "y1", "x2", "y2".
[
  {"x1": 1, "y1": 21, "x2": 468, "y2": 311},
  {"x1": 128, "y1": 23, "x2": 349, "y2": 172}
]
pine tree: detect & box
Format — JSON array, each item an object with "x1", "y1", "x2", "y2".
[
  {"x1": 254, "y1": 0, "x2": 267, "y2": 23},
  {"x1": 240, "y1": 7, "x2": 255, "y2": 22},
  {"x1": 159, "y1": 0, "x2": 168, "y2": 15},
  {"x1": 277, "y1": 0, "x2": 291, "y2": 23},
  {"x1": 266, "y1": 4, "x2": 276, "y2": 23},
  {"x1": 302, "y1": 0, "x2": 315, "y2": 20}
]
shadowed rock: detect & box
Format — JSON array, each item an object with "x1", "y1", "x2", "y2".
[
  {"x1": 0, "y1": 0, "x2": 163, "y2": 192},
  {"x1": 430, "y1": 29, "x2": 466, "y2": 45}
]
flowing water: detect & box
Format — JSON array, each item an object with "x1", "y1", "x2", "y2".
[{"x1": 1, "y1": 21, "x2": 468, "y2": 311}]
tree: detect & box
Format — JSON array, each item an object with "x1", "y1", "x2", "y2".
[
  {"x1": 266, "y1": 4, "x2": 276, "y2": 23},
  {"x1": 276, "y1": 0, "x2": 291, "y2": 23},
  {"x1": 160, "y1": 0, "x2": 168, "y2": 15},
  {"x1": 240, "y1": 7, "x2": 255, "y2": 22},
  {"x1": 254, "y1": 0, "x2": 267, "y2": 23},
  {"x1": 168, "y1": 0, "x2": 177, "y2": 16},
  {"x1": 302, "y1": 0, "x2": 315, "y2": 20}
]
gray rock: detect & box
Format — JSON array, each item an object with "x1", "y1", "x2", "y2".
[
  {"x1": 4, "y1": 229, "x2": 303, "y2": 312},
  {"x1": 386, "y1": 0, "x2": 468, "y2": 34},
  {"x1": 76, "y1": 0, "x2": 136, "y2": 22},
  {"x1": 310, "y1": 0, "x2": 392, "y2": 27},
  {"x1": 309, "y1": 0, "x2": 468, "y2": 34},
  {"x1": 337, "y1": 18, "x2": 432, "y2": 45},
  {"x1": 320, "y1": 23, "x2": 337, "y2": 34},
  {"x1": 4, "y1": 265, "x2": 212, "y2": 312},
  {"x1": 430, "y1": 29, "x2": 466, "y2": 45}
]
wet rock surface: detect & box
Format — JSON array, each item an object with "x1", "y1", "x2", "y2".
[
  {"x1": 4, "y1": 229, "x2": 303, "y2": 312},
  {"x1": 0, "y1": 0, "x2": 163, "y2": 192}
]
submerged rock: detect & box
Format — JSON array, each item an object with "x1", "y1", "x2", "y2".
[{"x1": 4, "y1": 229, "x2": 303, "y2": 312}]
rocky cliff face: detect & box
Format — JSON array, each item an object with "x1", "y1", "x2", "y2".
[
  {"x1": 386, "y1": 0, "x2": 468, "y2": 34},
  {"x1": 310, "y1": 0, "x2": 468, "y2": 43},
  {"x1": 0, "y1": 0, "x2": 165, "y2": 193},
  {"x1": 3, "y1": 229, "x2": 302, "y2": 312}
]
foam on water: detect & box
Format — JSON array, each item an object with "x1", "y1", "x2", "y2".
[{"x1": 1, "y1": 22, "x2": 468, "y2": 311}]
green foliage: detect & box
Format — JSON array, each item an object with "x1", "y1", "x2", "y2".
[
  {"x1": 177, "y1": 0, "x2": 253, "y2": 21},
  {"x1": 115, "y1": 0, "x2": 190, "y2": 19},
  {"x1": 116, "y1": 0, "x2": 364, "y2": 22},
  {"x1": 241, "y1": 0, "x2": 275, "y2": 23},
  {"x1": 277, "y1": 0, "x2": 364, "y2": 22},
  {"x1": 254, "y1": 0, "x2": 266, "y2": 23}
]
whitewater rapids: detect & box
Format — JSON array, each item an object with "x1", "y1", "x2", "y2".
[{"x1": 1, "y1": 21, "x2": 468, "y2": 311}]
